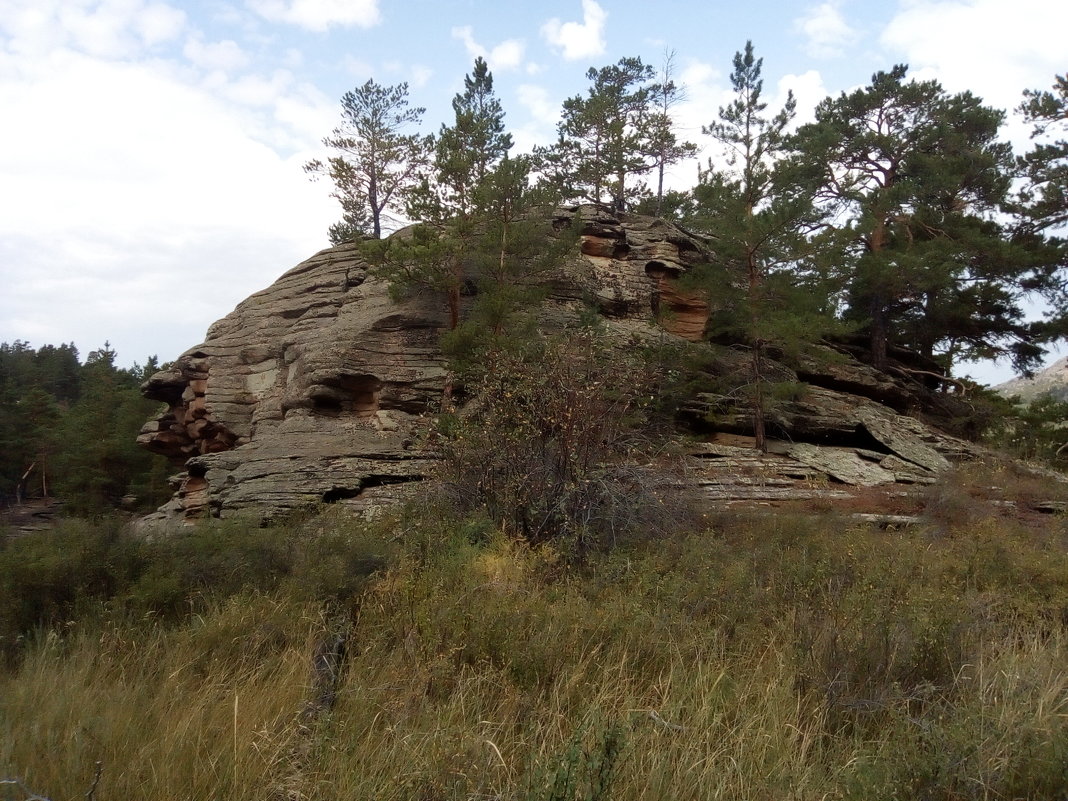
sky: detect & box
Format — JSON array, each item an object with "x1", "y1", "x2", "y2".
[{"x1": 1, "y1": 0, "x2": 1065, "y2": 385}]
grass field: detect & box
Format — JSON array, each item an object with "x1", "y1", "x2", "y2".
[{"x1": 2, "y1": 482, "x2": 1067, "y2": 800}]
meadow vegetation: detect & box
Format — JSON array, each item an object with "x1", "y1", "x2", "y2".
[{"x1": 2, "y1": 477, "x2": 1067, "y2": 800}]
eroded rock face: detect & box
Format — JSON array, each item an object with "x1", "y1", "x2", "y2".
[
  {"x1": 567, "y1": 206, "x2": 711, "y2": 339},
  {"x1": 138, "y1": 241, "x2": 451, "y2": 524},
  {"x1": 138, "y1": 205, "x2": 716, "y2": 525},
  {"x1": 138, "y1": 204, "x2": 984, "y2": 525}
]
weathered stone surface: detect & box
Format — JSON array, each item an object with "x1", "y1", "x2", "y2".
[
  {"x1": 786, "y1": 444, "x2": 898, "y2": 486},
  {"x1": 138, "y1": 241, "x2": 450, "y2": 524},
  {"x1": 855, "y1": 408, "x2": 952, "y2": 473},
  {"x1": 138, "y1": 205, "x2": 719, "y2": 525},
  {"x1": 138, "y1": 204, "x2": 988, "y2": 525},
  {"x1": 557, "y1": 206, "x2": 711, "y2": 338}
]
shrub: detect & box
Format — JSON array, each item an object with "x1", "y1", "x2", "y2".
[
  {"x1": 0, "y1": 510, "x2": 394, "y2": 663},
  {"x1": 0, "y1": 517, "x2": 137, "y2": 662},
  {"x1": 437, "y1": 331, "x2": 692, "y2": 550}
]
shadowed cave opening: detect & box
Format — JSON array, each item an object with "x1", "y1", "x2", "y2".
[
  {"x1": 322, "y1": 474, "x2": 425, "y2": 503},
  {"x1": 645, "y1": 260, "x2": 670, "y2": 316},
  {"x1": 309, "y1": 374, "x2": 383, "y2": 418}
]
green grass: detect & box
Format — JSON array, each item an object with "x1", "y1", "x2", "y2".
[{"x1": 2, "y1": 502, "x2": 1067, "y2": 799}]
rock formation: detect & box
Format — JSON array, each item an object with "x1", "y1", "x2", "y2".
[{"x1": 139, "y1": 204, "x2": 984, "y2": 526}]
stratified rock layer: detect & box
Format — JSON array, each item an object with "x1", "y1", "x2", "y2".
[
  {"x1": 139, "y1": 241, "x2": 449, "y2": 523},
  {"x1": 138, "y1": 205, "x2": 983, "y2": 526}
]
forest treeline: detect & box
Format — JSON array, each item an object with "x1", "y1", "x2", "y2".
[
  {"x1": 306, "y1": 45, "x2": 1068, "y2": 394},
  {"x1": 0, "y1": 341, "x2": 171, "y2": 513}
]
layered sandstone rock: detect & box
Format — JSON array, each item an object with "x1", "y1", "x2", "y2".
[
  {"x1": 138, "y1": 240, "x2": 450, "y2": 524},
  {"x1": 138, "y1": 206, "x2": 718, "y2": 524},
  {"x1": 138, "y1": 204, "x2": 982, "y2": 525}
]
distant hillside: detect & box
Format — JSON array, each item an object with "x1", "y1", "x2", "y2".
[{"x1": 996, "y1": 355, "x2": 1068, "y2": 403}]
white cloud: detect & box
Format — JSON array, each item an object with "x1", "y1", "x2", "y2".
[
  {"x1": 183, "y1": 36, "x2": 249, "y2": 72},
  {"x1": 0, "y1": 0, "x2": 186, "y2": 59},
  {"x1": 134, "y1": 2, "x2": 187, "y2": 46},
  {"x1": 541, "y1": 0, "x2": 607, "y2": 61},
  {"x1": 340, "y1": 54, "x2": 374, "y2": 79},
  {"x1": 671, "y1": 60, "x2": 728, "y2": 172},
  {"x1": 245, "y1": 0, "x2": 381, "y2": 31},
  {"x1": 776, "y1": 70, "x2": 828, "y2": 128},
  {"x1": 451, "y1": 25, "x2": 525, "y2": 72},
  {"x1": 517, "y1": 83, "x2": 555, "y2": 121},
  {"x1": 409, "y1": 64, "x2": 433, "y2": 88},
  {"x1": 216, "y1": 69, "x2": 294, "y2": 106},
  {"x1": 381, "y1": 59, "x2": 434, "y2": 89},
  {"x1": 794, "y1": 1, "x2": 857, "y2": 58},
  {"x1": 0, "y1": 49, "x2": 337, "y2": 365},
  {"x1": 880, "y1": 0, "x2": 1068, "y2": 117},
  {"x1": 510, "y1": 83, "x2": 559, "y2": 153}
]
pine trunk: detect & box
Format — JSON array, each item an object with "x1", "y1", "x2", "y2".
[
  {"x1": 752, "y1": 342, "x2": 766, "y2": 452},
  {"x1": 870, "y1": 298, "x2": 889, "y2": 371}
]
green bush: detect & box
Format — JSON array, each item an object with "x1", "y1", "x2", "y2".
[
  {"x1": 0, "y1": 517, "x2": 137, "y2": 661},
  {"x1": 0, "y1": 510, "x2": 394, "y2": 663}
]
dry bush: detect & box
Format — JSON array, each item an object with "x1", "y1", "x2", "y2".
[{"x1": 437, "y1": 331, "x2": 696, "y2": 550}]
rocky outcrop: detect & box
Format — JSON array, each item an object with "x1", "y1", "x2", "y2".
[
  {"x1": 138, "y1": 206, "x2": 720, "y2": 524},
  {"x1": 138, "y1": 241, "x2": 450, "y2": 524},
  {"x1": 138, "y1": 204, "x2": 985, "y2": 526},
  {"x1": 568, "y1": 207, "x2": 711, "y2": 340}
]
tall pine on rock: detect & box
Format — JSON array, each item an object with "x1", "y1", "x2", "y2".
[
  {"x1": 788, "y1": 66, "x2": 1038, "y2": 373},
  {"x1": 692, "y1": 42, "x2": 828, "y2": 451},
  {"x1": 648, "y1": 50, "x2": 697, "y2": 217},
  {"x1": 539, "y1": 57, "x2": 658, "y2": 212},
  {"x1": 434, "y1": 57, "x2": 513, "y2": 216},
  {"x1": 370, "y1": 59, "x2": 514, "y2": 330},
  {"x1": 305, "y1": 80, "x2": 433, "y2": 242}
]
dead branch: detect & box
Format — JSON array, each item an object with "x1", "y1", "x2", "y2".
[{"x1": 892, "y1": 366, "x2": 970, "y2": 395}]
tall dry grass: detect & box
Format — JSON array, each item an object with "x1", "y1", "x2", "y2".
[{"x1": 2, "y1": 504, "x2": 1067, "y2": 799}]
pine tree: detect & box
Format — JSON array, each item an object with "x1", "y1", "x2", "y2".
[
  {"x1": 454, "y1": 155, "x2": 570, "y2": 349},
  {"x1": 648, "y1": 50, "x2": 697, "y2": 217},
  {"x1": 692, "y1": 41, "x2": 828, "y2": 450},
  {"x1": 51, "y1": 344, "x2": 166, "y2": 513},
  {"x1": 1014, "y1": 74, "x2": 1068, "y2": 348},
  {"x1": 1018, "y1": 73, "x2": 1068, "y2": 234},
  {"x1": 0, "y1": 341, "x2": 169, "y2": 510},
  {"x1": 788, "y1": 65, "x2": 1036, "y2": 373},
  {"x1": 434, "y1": 57, "x2": 513, "y2": 216},
  {"x1": 392, "y1": 57, "x2": 515, "y2": 327},
  {"x1": 539, "y1": 56, "x2": 658, "y2": 211},
  {"x1": 305, "y1": 80, "x2": 433, "y2": 242}
]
